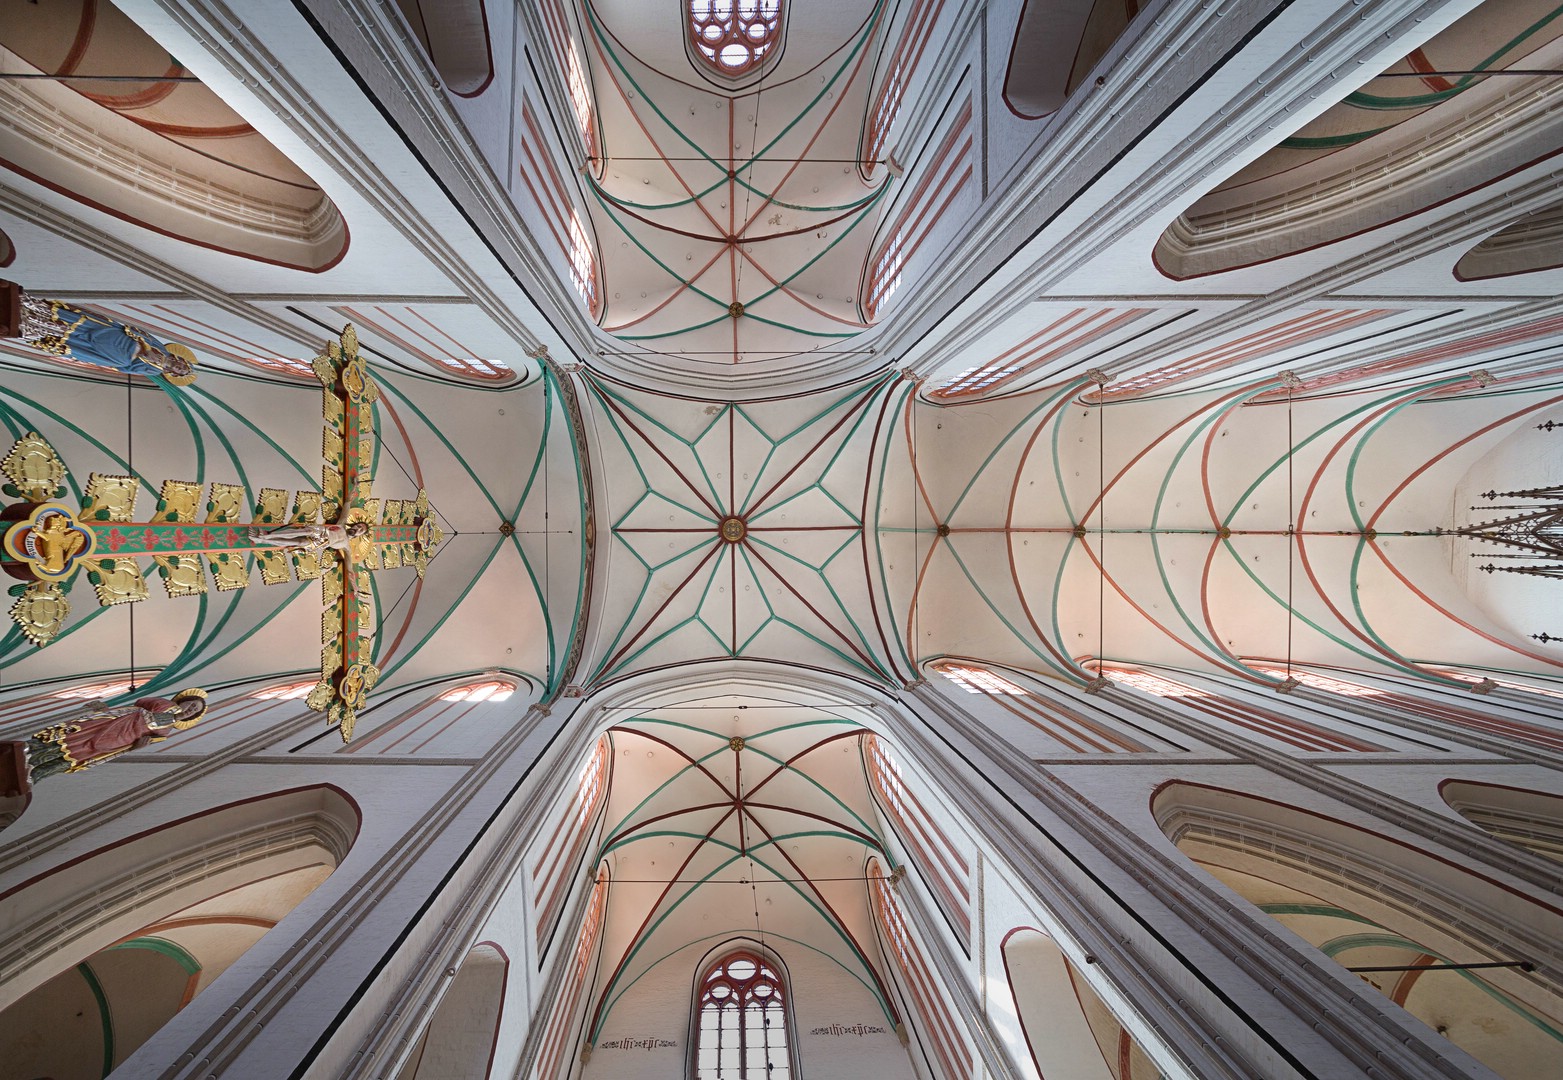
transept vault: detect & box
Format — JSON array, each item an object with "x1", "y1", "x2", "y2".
[{"x1": 1, "y1": 2, "x2": 1562, "y2": 1079}]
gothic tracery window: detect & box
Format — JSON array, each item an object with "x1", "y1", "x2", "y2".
[
  {"x1": 694, "y1": 951, "x2": 792, "y2": 1079},
  {"x1": 689, "y1": 1, "x2": 784, "y2": 76}
]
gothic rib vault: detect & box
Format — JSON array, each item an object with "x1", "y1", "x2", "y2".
[{"x1": 1, "y1": 1, "x2": 1563, "y2": 1079}]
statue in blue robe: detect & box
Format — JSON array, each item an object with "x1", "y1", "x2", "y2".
[{"x1": 3, "y1": 282, "x2": 197, "y2": 385}]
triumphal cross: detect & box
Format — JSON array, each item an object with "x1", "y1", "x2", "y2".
[{"x1": 0, "y1": 325, "x2": 441, "y2": 741}]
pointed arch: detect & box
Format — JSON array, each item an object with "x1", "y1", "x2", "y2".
[
  {"x1": 0, "y1": 0, "x2": 348, "y2": 271},
  {"x1": 1001, "y1": 927, "x2": 1160, "y2": 1079},
  {"x1": 1455, "y1": 199, "x2": 1563, "y2": 280},
  {"x1": 1155, "y1": 2, "x2": 1563, "y2": 279},
  {"x1": 692, "y1": 946, "x2": 796, "y2": 1078},
  {"x1": 1153, "y1": 781, "x2": 1563, "y2": 1077},
  {"x1": 0, "y1": 786, "x2": 356, "y2": 1072},
  {"x1": 687, "y1": 1, "x2": 786, "y2": 78},
  {"x1": 393, "y1": 0, "x2": 495, "y2": 97},
  {"x1": 395, "y1": 942, "x2": 509, "y2": 1079},
  {"x1": 1440, "y1": 779, "x2": 1563, "y2": 864}
]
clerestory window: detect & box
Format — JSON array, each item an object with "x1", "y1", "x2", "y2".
[
  {"x1": 694, "y1": 951, "x2": 792, "y2": 1078},
  {"x1": 689, "y1": 1, "x2": 784, "y2": 76}
]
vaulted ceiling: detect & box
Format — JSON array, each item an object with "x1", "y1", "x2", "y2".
[
  {"x1": 579, "y1": 0, "x2": 891, "y2": 375},
  {"x1": 3, "y1": 4, "x2": 1563, "y2": 1062}
]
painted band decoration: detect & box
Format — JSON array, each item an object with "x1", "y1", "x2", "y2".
[{"x1": 0, "y1": 325, "x2": 444, "y2": 744}]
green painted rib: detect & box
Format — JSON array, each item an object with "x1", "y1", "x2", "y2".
[
  {"x1": 1148, "y1": 384, "x2": 1286, "y2": 681},
  {"x1": 1278, "y1": 126, "x2": 1391, "y2": 150},
  {"x1": 944, "y1": 537, "x2": 1082, "y2": 683},
  {"x1": 741, "y1": 742, "x2": 883, "y2": 841},
  {"x1": 375, "y1": 378, "x2": 507, "y2": 521},
  {"x1": 139, "y1": 580, "x2": 314, "y2": 697},
  {"x1": 0, "y1": 386, "x2": 160, "y2": 501},
  {"x1": 1344, "y1": 6, "x2": 1563, "y2": 111},
  {"x1": 1316, "y1": 932, "x2": 1563, "y2": 1043},
  {"x1": 1345, "y1": 537, "x2": 1468, "y2": 688},
  {"x1": 378, "y1": 536, "x2": 508, "y2": 683},
  {"x1": 75, "y1": 960, "x2": 115, "y2": 1078},
  {"x1": 601, "y1": 743, "x2": 732, "y2": 844},
  {"x1": 946, "y1": 379, "x2": 1083, "y2": 525},
  {"x1": 181, "y1": 382, "x2": 316, "y2": 488},
  {"x1": 871, "y1": 382, "x2": 918, "y2": 673},
  {"x1": 107, "y1": 935, "x2": 202, "y2": 974}
]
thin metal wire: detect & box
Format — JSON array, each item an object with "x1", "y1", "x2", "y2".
[
  {"x1": 127, "y1": 375, "x2": 136, "y2": 691},
  {"x1": 1098, "y1": 399, "x2": 1106, "y2": 664},
  {"x1": 1287, "y1": 382, "x2": 1295, "y2": 677},
  {"x1": 591, "y1": 155, "x2": 886, "y2": 163},
  {"x1": 1346, "y1": 960, "x2": 1536, "y2": 973}
]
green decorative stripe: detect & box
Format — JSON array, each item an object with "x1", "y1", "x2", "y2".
[
  {"x1": 75, "y1": 960, "x2": 115, "y2": 1078},
  {"x1": 107, "y1": 935, "x2": 202, "y2": 974}
]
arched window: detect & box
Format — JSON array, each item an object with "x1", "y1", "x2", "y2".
[
  {"x1": 694, "y1": 951, "x2": 792, "y2": 1079},
  {"x1": 237, "y1": 355, "x2": 317, "y2": 379},
  {"x1": 569, "y1": 211, "x2": 600, "y2": 315},
  {"x1": 252, "y1": 680, "x2": 320, "y2": 701},
  {"x1": 864, "y1": 228, "x2": 903, "y2": 321},
  {"x1": 862, "y1": 0, "x2": 941, "y2": 171},
  {"x1": 438, "y1": 679, "x2": 515, "y2": 702},
  {"x1": 937, "y1": 662, "x2": 1026, "y2": 696},
  {"x1": 537, "y1": 0, "x2": 596, "y2": 157},
  {"x1": 688, "y1": 2, "x2": 784, "y2": 77},
  {"x1": 53, "y1": 678, "x2": 142, "y2": 701}
]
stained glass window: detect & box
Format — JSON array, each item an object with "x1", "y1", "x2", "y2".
[
  {"x1": 694, "y1": 951, "x2": 792, "y2": 1079},
  {"x1": 689, "y1": 1, "x2": 783, "y2": 76}
]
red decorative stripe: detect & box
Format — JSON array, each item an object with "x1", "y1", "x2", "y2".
[
  {"x1": 935, "y1": 307, "x2": 1152, "y2": 398},
  {"x1": 534, "y1": 740, "x2": 609, "y2": 947},
  {"x1": 1103, "y1": 309, "x2": 1395, "y2": 398},
  {"x1": 865, "y1": 0, "x2": 946, "y2": 169},
  {"x1": 866, "y1": 737, "x2": 971, "y2": 943},
  {"x1": 871, "y1": 862, "x2": 973, "y2": 1076},
  {"x1": 538, "y1": 874, "x2": 607, "y2": 1080},
  {"x1": 1260, "y1": 312, "x2": 1563, "y2": 398},
  {"x1": 866, "y1": 100, "x2": 972, "y2": 320}
]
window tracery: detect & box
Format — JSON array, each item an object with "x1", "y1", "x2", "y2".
[
  {"x1": 565, "y1": 44, "x2": 597, "y2": 157},
  {"x1": 239, "y1": 354, "x2": 317, "y2": 379},
  {"x1": 689, "y1": 1, "x2": 784, "y2": 76},
  {"x1": 864, "y1": 229, "x2": 904, "y2": 321},
  {"x1": 569, "y1": 212, "x2": 600, "y2": 314},
  {"x1": 694, "y1": 951, "x2": 792, "y2": 1079},
  {"x1": 251, "y1": 680, "x2": 317, "y2": 701},
  {"x1": 438, "y1": 679, "x2": 515, "y2": 702},
  {"x1": 936, "y1": 662, "x2": 1026, "y2": 696},
  {"x1": 54, "y1": 678, "x2": 140, "y2": 700}
]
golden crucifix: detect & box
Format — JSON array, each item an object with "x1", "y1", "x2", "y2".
[{"x1": 0, "y1": 325, "x2": 441, "y2": 742}]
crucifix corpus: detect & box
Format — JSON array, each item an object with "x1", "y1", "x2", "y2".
[{"x1": 0, "y1": 324, "x2": 442, "y2": 741}]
